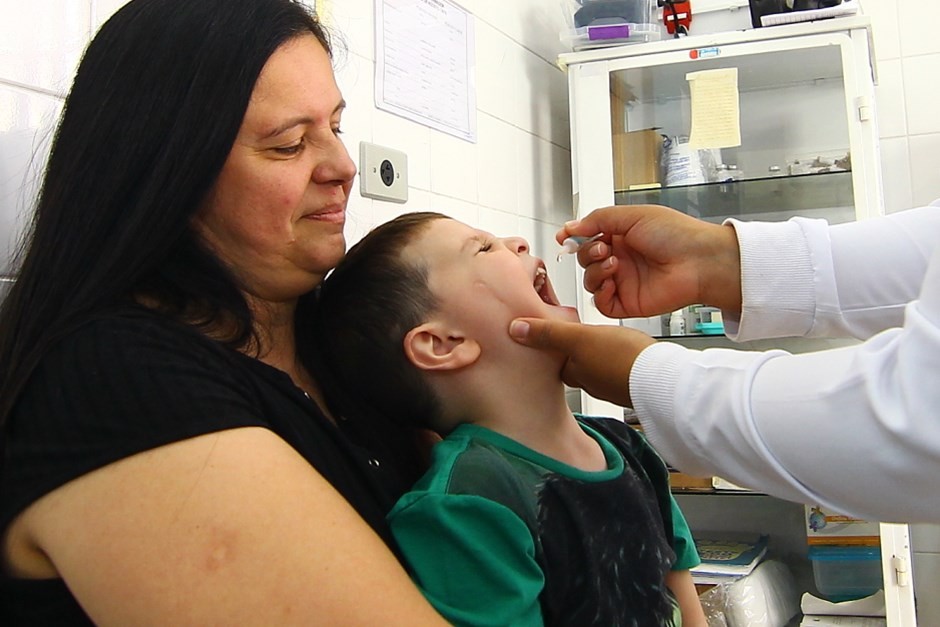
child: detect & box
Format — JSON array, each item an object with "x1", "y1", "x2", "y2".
[{"x1": 312, "y1": 212, "x2": 705, "y2": 626}]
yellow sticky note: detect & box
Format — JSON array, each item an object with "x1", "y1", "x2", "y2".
[{"x1": 686, "y1": 68, "x2": 741, "y2": 149}]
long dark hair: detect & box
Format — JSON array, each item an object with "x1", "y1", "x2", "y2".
[{"x1": 0, "y1": 0, "x2": 331, "y2": 431}]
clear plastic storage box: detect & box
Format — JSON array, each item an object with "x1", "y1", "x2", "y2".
[
  {"x1": 808, "y1": 545, "x2": 883, "y2": 602},
  {"x1": 560, "y1": 0, "x2": 662, "y2": 50}
]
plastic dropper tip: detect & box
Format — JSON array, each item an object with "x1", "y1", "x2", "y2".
[
  {"x1": 555, "y1": 233, "x2": 603, "y2": 262},
  {"x1": 555, "y1": 239, "x2": 579, "y2": 262}
]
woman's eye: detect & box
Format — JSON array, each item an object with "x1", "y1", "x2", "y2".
[
  {"x1": 332, "y1": 126, "x2": 343, "y2": 136},
  {"x1": 274, "y1": 139, "x2": 305, "y2": 156},
  {"x1": 479, "y1": 242, "x2": 492, "y2": 253}
]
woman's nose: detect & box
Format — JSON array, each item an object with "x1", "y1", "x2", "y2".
[
  {"x1": 314, "y1": 136, "x2": 357, "y2": 185},
  {"x1": 502, "y1": 236, "x2": 529, "y2": 255}
]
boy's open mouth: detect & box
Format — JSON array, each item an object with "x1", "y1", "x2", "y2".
[{"x1": 534, "y1": 265, "x2": 561, "y2": 306}]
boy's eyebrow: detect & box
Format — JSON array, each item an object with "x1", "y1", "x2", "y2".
[{"x1": 462, "y1": 234, "x2": 487, "y2": 253}]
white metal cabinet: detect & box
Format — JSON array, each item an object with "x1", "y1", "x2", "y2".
[{"x1": 560, "y1": 16, "x2": 916, "y2": 625}]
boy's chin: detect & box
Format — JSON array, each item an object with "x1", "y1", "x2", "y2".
[{"x1": 545, "y1": 304, "x2": 581, "y2": 323}]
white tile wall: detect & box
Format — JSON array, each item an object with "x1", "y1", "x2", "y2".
[
  {"x1": 873, "y1": 59, "x2": 907, "y2": 139},
  {"x1": 861, "y1": 0, "x2": 900, "y2": 61},
  {"x1": 0, "y1": 2, "x2": 90, "y2": 96},
  {"x1": 373, "y1": 109, "x2": 431, "y2": 191},
  {"x1": 92, "y1": 0, "x2": 129, "y2": 30},
  {"x1": 878, "y1": 136, "x2": 913, "y2": 214},
  {"x1": 476, "y1": 113, "x2": 522, "y2": 214},
  {"x1": 908, "y1": 132, "x2": 940, "y2": 208},
  {"x1": 901, "y1": 54, "x2": 940, "y2": 136},
  {"x1": 873, "y1": 2, "x2": 940, "y2": 213},
  {"x1": 429, "y1": 130, "x2": 480, "y2": 204},
  {"x1": 0, "y1": 84, "x2": 63, "y2": 275},
  {"x1": 3, "y1": 0, "x2": 940, "y2": 608},
  {"x1": 323, "y1": 0, "x2": 375, "y2": 61},
  {"x1": 897, "y1": 0, "x2": 940, "y2": 57}
]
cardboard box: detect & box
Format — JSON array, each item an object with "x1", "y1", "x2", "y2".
[
  {"x1": 669, "y1": 471, "x2": 715, "y2": 492},
  {"x1": 612, "y1": 129, "x2": 662, "y2": 191},
  {"x1": 805, "y1": 505, "x2": 880, "y2": 546}
]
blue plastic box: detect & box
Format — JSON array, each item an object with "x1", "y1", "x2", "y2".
[{"x1": 807, "y1": 545, "x2": 882, "y2": 602}]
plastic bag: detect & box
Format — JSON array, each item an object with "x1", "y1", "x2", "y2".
[{"x1": 698, "y1": 560, "x2": 800, "y2": 627}]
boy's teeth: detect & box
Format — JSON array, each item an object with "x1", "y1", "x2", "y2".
[{"x1": 534, "y1": 267, "x2": 547, "y2": 293}]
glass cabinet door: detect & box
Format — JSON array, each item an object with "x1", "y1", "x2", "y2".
[
  {"x1": 610, "y1": 40, "x2": 855, "y2": 225},
  {"x1": 562, "y1": 19, "x2": 883, "y2": 232},
  {"x1": 609, "y1": 35, "x2": 860, "y2": 225},
  {"x1": 560, "y1": 21, "x2": 883, "y2": 399}
]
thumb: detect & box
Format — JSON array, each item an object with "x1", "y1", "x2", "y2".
[
  {"x1": 509, "y1": 317, "x2": 582, "y2": 352},
  {"x1": 510, "y1": 316, "x2": 656, "y2": 408}
]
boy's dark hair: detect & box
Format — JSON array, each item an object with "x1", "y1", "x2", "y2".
[
  {"x1": 0, "y1": 0, "x2": 330, "y2": 432},
  {"x1": 310, "y1": 212, "x2": 449, "y2": 431}
]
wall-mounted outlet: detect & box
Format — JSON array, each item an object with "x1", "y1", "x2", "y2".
[{"x1": 359, "y1": 142, "x2": 408, "y2": 203}]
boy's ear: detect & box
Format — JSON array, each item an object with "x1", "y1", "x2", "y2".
[{"x1": 404, "y1": 322, "x2": 481, "y2": 371}]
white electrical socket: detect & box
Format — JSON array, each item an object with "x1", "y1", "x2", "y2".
[{"x1": 359, "y1": 142, "x2": 408, "y2": 203}]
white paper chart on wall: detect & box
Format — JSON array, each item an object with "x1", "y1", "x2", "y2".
[{"x1": 374, "y1": 0, "x2": 477, "y2": 142}]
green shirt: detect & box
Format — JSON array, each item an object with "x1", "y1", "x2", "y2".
[{"x1": 389, "y1": 416, "x2": 700, "y2": 626}]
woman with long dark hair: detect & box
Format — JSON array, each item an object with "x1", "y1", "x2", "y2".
[{"x1": 0, "y1": 1, "x2": 446, "y2": 623}]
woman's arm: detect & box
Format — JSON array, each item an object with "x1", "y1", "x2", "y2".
[
  {"x1": 664, "y1": 570, "x2": 706, "y2": 627},
  {"x1": 13, "y1": 427, "x2": 448, "y2": 625}
]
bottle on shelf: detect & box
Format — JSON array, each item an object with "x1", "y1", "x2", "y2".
[{"x1": 669, "y1": 309, "x2": 686, "y2": 336}]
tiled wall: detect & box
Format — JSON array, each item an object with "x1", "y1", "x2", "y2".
[
  {"x1": 867, "y1": 1, "x2": 940, "y2": 213},
  {"x1": 1, "y1": 1, "x2": 938, "y2": 620}
]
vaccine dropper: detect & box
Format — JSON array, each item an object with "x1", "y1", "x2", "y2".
[{"x1": 556, "y1": 233, "x2": 604, "y2": 262}]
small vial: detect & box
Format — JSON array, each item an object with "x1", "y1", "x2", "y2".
[
  {"x1": 669, "y1": 310, "x2": 686, "y2": 336},
  {"x1": 556, "y1": 233, "x2": 604, "y2": 262}
]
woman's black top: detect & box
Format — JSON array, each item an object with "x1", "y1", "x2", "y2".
[{"x1": 0, "y1": 306, "x2": 410, "y2": 625}]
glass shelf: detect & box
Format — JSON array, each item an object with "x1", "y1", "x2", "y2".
[{"x1": 614, "y1": 170, "x2": 855, "y2": 224}]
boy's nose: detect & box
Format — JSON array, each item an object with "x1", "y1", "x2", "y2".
[{"x1": 502, "y1": 236, "x2": 529, "y2": 255}]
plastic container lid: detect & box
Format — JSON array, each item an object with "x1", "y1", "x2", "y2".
[
  {"x1": 808, "y1": 546, "x2": 881, "y2": 561},
  {"x1": 695, "y1": 322, "x2": 725, "y2": 335}
]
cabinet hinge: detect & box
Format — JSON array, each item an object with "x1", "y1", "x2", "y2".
[
  {"x1": 856, "y1": 95, "x2": 873, "y2": 122},
  {"x1": 892, "y1": 555, "x2": 911, "y2": 587}
]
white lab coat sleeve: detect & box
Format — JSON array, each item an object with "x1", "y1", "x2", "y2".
[
  {"x1": 722, "y1": 204, "x2": 940, "y2": 341},
  {"x1": 632, "y1": 205, "x2": 940, "y2": 523}
]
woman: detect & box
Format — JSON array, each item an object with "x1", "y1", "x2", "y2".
[{"x1": 0, "y1": 0, "x2": 446, "y2": 623}]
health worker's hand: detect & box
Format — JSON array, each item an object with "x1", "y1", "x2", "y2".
[
  {"x1": 560, "y1": 205, "x2": 743, "y2": 318},
  {"x1": 508, "y1": 317, "x2": 656, "y2": 408}
]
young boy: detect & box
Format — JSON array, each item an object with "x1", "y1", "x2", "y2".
[{"x1": 312, "y1": 212, "x2": 705, "y2": 626}]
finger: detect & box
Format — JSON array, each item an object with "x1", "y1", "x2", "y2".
[
  {"x1": 572, "y1": 206, "x2": 646, "y2": 241},
  {"x1": 582, "y1": 255, "x2": 617, "y2": 294},
  {"x1": 508, "y1": 317, "x2": 584, "y2": 351},
  {"x1": 575, "y1": 240, "x2": 609, "y2": 267},
  {"x1": 591, "y1": 279, "x2": 621, "y2": 317},
  {"x1": 559, "y1": 212, "x2": 612, "y2": 243}
]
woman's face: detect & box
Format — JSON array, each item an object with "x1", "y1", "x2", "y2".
[{"x1": 193, "y1": 34, "x2": 356, "y2": 304}]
